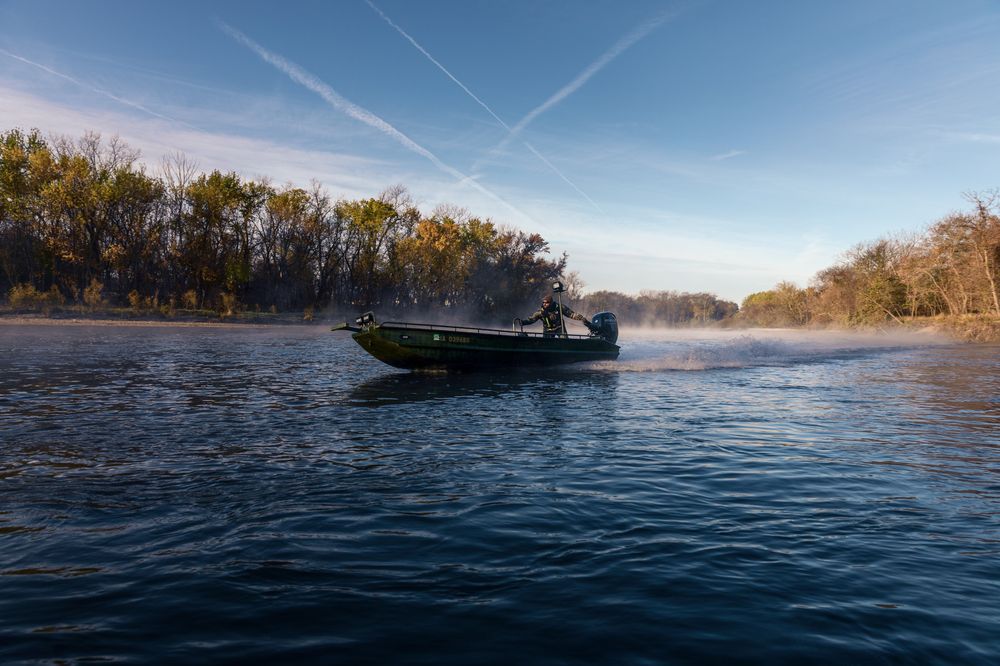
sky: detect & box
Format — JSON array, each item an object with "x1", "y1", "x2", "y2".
[{"x1": 2, "y1": 0, "x2": 999, "y2": 302}]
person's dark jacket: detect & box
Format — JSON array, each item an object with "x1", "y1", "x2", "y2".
[{"x1": 521, "y1": 302, "x2": 593, "y2": 335}]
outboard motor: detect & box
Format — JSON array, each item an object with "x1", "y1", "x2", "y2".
[{"x1": 590, "y1": 312, "x2": 618, "y2": 344}]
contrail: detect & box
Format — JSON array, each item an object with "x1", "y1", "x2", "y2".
[
  {"x1": 493, "y1": 10, "x2": 678, "y2": 156},
  {"x1": 218, "y1": 22, "x2": 534, "y2": 224},
  {"x1": 364, "y1": 0, "x2": 602, "y2": 212},
  {"x1": 364, "y1": 0, "x2": 511, "y2": 133},
  {"x1": 0, "y1": 48, "x2": 183, "y2": 126},
  {"x1": 523, "y1": 142, "x2": 602, "y2": 212}
]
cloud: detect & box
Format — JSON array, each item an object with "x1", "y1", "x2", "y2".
[
  {"x1": 0, "y1": 47, "x2": 187, "y2": 127},
  {"x1": 0, "y1": 75, "x2": 548, "y2": 231},
  {"x1": 709, "y1": 149, "x2": 747, "y2": 161},
  {"x1": 217, "y1": 21, "x2": 535, "y2": 225},
  {"x1": 946, "y1": 131, "x2": 1000, "y2": 144},
  {"x1": 0, "y1": 84, "x2": 398, "y2": 196}
]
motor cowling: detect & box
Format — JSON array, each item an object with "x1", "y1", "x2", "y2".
[{"x1": 590, "y1": 312, "x2": 618, "y2": 343}]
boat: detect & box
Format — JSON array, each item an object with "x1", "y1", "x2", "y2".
[{"x1": 332, "y1": 310, "x2": 620, "y2": 371}]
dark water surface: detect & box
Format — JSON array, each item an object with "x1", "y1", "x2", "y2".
[{"x1": 2, "y1": 324, "x2": 999, "y2": 664}]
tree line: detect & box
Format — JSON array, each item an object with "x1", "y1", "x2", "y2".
[
  {"x1": 0, "y1": 128, "x2": 572, "y2": 321},
  {"x1": 739, "y1": 191, "x2": 1000, "y2": 327},
  {"x1": 0, "y1": 127, "x2": 741, "y2": 326},
  {"x1": 16, "y1": 125, "x2": 986, "y2": 331},
  {"x1": 580, "y1": 290, "x2": 738, "y2": 325}
]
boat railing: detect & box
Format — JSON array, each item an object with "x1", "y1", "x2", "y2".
[{"x1": 379, "y1": 320, "x2": 593, "y2": 340}]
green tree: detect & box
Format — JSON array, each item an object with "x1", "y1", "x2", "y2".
[
  {"x1": 336, "y1": 187, "x2": 419, "y2": 308},
  {"x1": 0, "y1": 128, "x2": 51, "y2": 293},
  {"x1": 180, "y1": 170, "x2": 267, "y2": 309},
  {"x1": 848, "y1": 240, "x2": 907, "y2": 324}
]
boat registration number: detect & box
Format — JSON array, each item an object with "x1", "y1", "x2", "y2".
[{"x1": 432, "y1": 334, "x2": 471, "y2": 344}]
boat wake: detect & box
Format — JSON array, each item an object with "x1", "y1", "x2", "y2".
[
  {"x1": 587, "y1": 329, "x2": 950, "y2": 372},
  {"x1": 597, "y1": 336, "x2": 792, "y2": 371}
]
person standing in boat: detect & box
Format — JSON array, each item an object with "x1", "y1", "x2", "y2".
[{"x1": 520, "y1": 295, "x2": 597, "y2": 337}]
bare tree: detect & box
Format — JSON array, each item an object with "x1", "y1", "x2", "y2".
[{"x1": 963, "y1": 190, "x2": 1000, "y2": 314}]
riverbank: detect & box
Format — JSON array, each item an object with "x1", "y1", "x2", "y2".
[
  {"x1": 721, "y1": 314, "x2": 1000, "y2": 343},
  {"x1": 896, "y1": 314, "x2": 1000, "y2": 343},
  {"x1": 3, "y1": 307, "x2": 998, "y2": 342},
  {"x1": 0, "y1": 306, "x2": 333, "y2": 328}
]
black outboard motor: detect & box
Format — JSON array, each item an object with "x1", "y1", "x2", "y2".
[{"x1": 590, "y1": 312, "x2": 618, "y2": 344}]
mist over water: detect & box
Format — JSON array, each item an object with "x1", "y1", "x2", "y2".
[
  {"x1": 598, "y1": 327, "x2": 953, "y2": 371},
  {"x1": 1, "y1": 323, "x2": 998, "y2": 663}
]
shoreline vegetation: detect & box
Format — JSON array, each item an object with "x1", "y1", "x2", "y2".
[
  {"x1": 2, "y1": 128, "x2": 999, "y2": 342},
  {"x1": 2, "y1": 308, "x2": 996, "y2": 343}
]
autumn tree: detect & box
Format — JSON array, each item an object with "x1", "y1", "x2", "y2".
[
  {"x1": 0, "y1": 128, "x2": 51, "y2": 293},
  {"x1": 739, "y1": 282, "x2": 809, "y2": 327}
]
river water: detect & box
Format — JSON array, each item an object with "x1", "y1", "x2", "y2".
[{"x1": 1, "y1": 323, "x2": 998, "y2": 664}]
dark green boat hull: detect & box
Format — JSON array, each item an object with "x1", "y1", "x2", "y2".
[{"x1": 351, "y1": 323, "x2": 619, "y2": 371}]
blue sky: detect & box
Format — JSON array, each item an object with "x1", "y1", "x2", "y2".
[{"x1": 2, "y1": 0, "x2": 999, "y2": 302}]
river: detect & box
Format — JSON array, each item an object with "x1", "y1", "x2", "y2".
[{"x1": 1, "y1": 323, "x2": 998, "y2": 663}]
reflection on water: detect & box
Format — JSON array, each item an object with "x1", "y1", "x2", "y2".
[
  {"x1": 1, "y1": 324, "x2": 999, "y2": 663},
  {"x1": 903, "y1": 349, "x2": 1000, "y2": 424},
  {"x1": 345, "y1": 366, "x2": 619, "y2": 406}
]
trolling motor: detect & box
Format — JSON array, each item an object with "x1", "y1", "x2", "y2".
[{"x1": 589, "y1": 312, "x2": 618, "y2": 343}]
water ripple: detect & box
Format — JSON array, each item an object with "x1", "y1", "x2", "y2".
[{"x1": 1, "y1": 325, "x2": 998, "y2": 663}]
